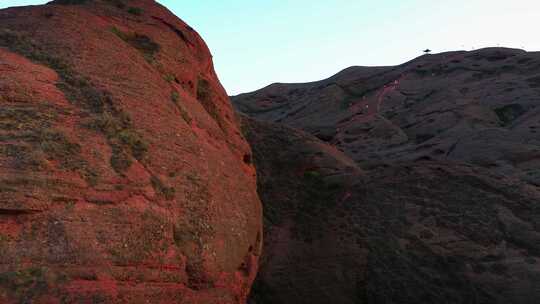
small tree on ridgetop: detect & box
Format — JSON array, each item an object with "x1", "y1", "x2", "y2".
[{"x1": 423, "y1": 49, "x2": 432, "y2": 54}]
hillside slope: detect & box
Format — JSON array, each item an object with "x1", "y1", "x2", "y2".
[
  {"x1": 242, "y1": 117, "x2": 540, "y2": 304},
  {"x1": 235, "y1": 49, "x2": 540, "y2": 304},
  {"x1": 233, "y1": 48, "x2": 540, "y2": 186},
  {"x1": 0, "y1": 1, "x2": 261, "y2": 303}
]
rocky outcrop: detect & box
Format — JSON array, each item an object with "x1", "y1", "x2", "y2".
[
  {"x1": 0, "y1": 1, "x2": 261, "y2": 303},
  {"x1": 235, "y1": 49, "x2": 540, "y2": 304}
]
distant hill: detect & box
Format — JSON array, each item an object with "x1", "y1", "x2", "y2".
[
  {"x1": 234, "y1": 48, "x2": 540, "y2": 186},
  {"x1": 234, "y1": 48, "x2": 540, "y2": 304}
]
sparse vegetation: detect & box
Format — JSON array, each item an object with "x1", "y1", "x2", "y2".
[
  {"x1": 39, "y1": 131, "x2": 81, "y2": 167},
  {"x1": 39, "y1": 129, "x2": 99, "y2": 185},
  {"x1": 89, "y1": 111, "x2": 148, "y2": 174},
  {"x1": 150, "y1": 175, "x2": 176, "y2": 200},
  {"x1": 0, "y1": 103, "x2": 97, "y2": 183},
  {"x1": 108, "y1": 210, "x2": 169, "y2": 265},
  {"x1": 111, "y1": 27, "x2": 160, "y2": 63},
  {"x1": 303, "y1": 170, "x2": 321, "y2": 179},
  {"x1": 494, "y1": 104, "x2": 526, "y2": 126},
  {"x1": 0, "y1": 29, "x2": 148, "y2": 176},
  {"x1": 0, "y1": 267, "x2": 49, "y2": 301},
  {"x1": 196, "y1": 77, "x2": 227, "y2": 130},
  {"x1": 171, "y1": 91, "x2": 180, "y2": 104},
  {"x1": 117, "y1": 129, "x2": 148, "y2": 160},
  {"x1": 164, "y1": 74, "x2": 176, "y2": 83},
  {"x1": 169, "y1": 91, "x2": 193, "y2": 124},
  {"x1": 179, "y1": 105, "x2": 192, "y2": 124},
  {"x1": 127, "y1": 6, "x2": 143, "y2": 16},
  {"x1": 196, "y1": 77, "x2": 212, "y2": 102}
]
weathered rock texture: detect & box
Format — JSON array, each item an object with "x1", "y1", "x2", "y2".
[
  {"x1": 235, "y1": 49, "x2": 540, "y2": 304},
  {"x1": 0, "y1": 1, "x2": 261, "y2": 303}
]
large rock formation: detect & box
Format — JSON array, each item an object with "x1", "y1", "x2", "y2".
[
  {"x1": 235, "y1": 49, "x2": 540, "y2": 304},
  {"x1": 0, "y1": 1, "x2": 262, "y2": 303}
]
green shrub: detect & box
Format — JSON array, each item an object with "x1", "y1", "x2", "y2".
[
  {"x1": 171, "y1": 91, "x2": 180, "y2": 104},
  {"x1": 170, "y1": 92, "x2": 192, "y2": 124},
  {"x1": 111, "y1": 27, "x2": 160, "y2": 63},
  {"x1": 127, "y1": 6, "x2": 143, "y2": 15},
  {"x1": 164, "y1": 74, "x2": 175, "y2": 83},
  {"x1": 117, "y1": 129, "x2": 148, "y2": 160},
  {"x1": 196, "y1": 78, "x2": 212, "y2": 102},
  {"x1": 110, "y1": 146, "x2": 132, "y2": 173},
  {"x1": 494, "y1": 104, "x2": 526, "y2": 126},
  {"x1": 90, "y1": 112, "x2": 148, "y2": 173},
  {"x1": 303, "y1": 170, "x2": 321, "y2": 179},
  {"x1": 151, "y1": 176, "x2": 176, "y2": 200},
  {"x1": 179, "y1": 108, "x2": 192, "y2": 124}
]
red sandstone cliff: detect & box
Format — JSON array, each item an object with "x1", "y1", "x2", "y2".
[{"x1": 0, "y1": 0, "x2": 262, "y2": 303}]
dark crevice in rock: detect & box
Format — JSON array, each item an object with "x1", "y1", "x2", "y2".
[
  {"x1": 0, "y1": 208, "x2": 43, "y2": 215},
  {"x1": 152, "y1": 16, "x2": 194, "y2": 47}
]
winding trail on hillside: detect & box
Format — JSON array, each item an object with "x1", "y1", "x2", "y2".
[{"x1": 337, "y1": 74, "x2": 405, "y2": 133}]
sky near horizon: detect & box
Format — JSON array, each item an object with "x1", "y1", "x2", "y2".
[{"x1": 1, "y1": 1, "x2": 539, "y2": 95}]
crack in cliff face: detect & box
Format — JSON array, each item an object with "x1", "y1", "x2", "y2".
[
  {"x1": 196, "y1": 76, "x2": 230, "y2": 133},
  {"x1": 0, "y1": 208, "x2": 43, "y2": 215},
  {"x1": 152, "y1": 16, "x2": 195, "y2": 47},
  {"x1": 110, "y1": 26, "x2": 161, "y2": 63}
]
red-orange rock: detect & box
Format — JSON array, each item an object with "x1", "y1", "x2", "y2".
[{"x1": 0, "y1": 1, "x2": 262, "y2": 303}]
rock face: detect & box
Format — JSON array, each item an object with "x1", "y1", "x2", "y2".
[
  {"x1": 234, "y1": 49, "x2": 540, "y2": 304},
  {"x1": 0, "y1": 1, "x2": 261, "y2": 303},
  {"x1": 240, "y1": 117, "x2": 366, "y2": 304}
]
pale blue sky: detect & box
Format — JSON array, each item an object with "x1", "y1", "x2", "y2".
[{"x1": 1, "y1": 1, "x2": 539, "y2": 94}]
